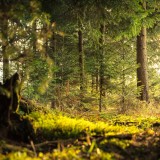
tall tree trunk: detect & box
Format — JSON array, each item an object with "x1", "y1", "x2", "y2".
[
  {"x1": 50, "y1": 27, "x2": 57, "y2": 109},
  {"x1": 136, "y1": 1, "x2": 149, "y2": 102},
  {"x1": 2, "y1": 44, "x2": 9, "y2": 83},
  {"x1": 99, "y1": 23, "x2": 105, "y2": 112},
  {"x1": 136, "y1": 27, "x2": 149, "y2": 102},
  {"x1": 2, "y1": 13, "x2": 9, "y2": 83},
  {"x1": 121, "y1": 50, "x2": 126, "y2": 112},
  {"x1": 78, "y1": 29, "x2": 85, "y2": 92},
  {"x1": 32, "y1": 21, "x2": 37, "y2": 55},
  {"x1": 96, "y1": 69, "x2": 99, "y2": 92}
]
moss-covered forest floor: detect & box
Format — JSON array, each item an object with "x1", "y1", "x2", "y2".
[{"x1": 1, "y1": 108, "x2": 160, "y2": 160}]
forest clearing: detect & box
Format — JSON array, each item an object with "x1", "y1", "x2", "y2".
[
  {"x1": 0, "y1": 0, "x2": 160, "y2": 159},
  {"x1": 1, "y1": 108, "x2": 160, "y2": 160}
]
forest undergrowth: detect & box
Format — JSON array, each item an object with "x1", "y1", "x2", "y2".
[{"x1": 0, "y1": 103, "x2": 160, "y2": 160}]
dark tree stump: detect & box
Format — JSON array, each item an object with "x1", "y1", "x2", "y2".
[
  {"x1": 0, "y1": 73, "x2": 35, "y2": 142},
  {"x1": 0, "y1": 72, "x2": 20, "y2": 126}
]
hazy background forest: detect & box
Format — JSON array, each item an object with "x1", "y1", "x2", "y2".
[{"x1": 1, "y1": 0, "x2": 160, "y2": 114}]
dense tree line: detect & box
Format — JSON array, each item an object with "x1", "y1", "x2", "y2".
[{"x1": 0, "y1": 0, "x2": 160, "y2": 113}]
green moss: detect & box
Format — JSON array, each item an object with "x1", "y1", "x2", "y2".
[{"x1": 1, "y1": 112, "x2": 160, "y2": 160}]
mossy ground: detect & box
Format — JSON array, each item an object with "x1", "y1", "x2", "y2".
[{"x1": 0, "y1": 109, "x2": 160, "y2": 160}]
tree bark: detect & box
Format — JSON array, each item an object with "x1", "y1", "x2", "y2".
[
  {"x1": 32, "y1": 21, "x2": 37, "y2": 55},
  {"x1": 0, "y1": 73, "x2": 20, "y2": 125},
  {"x1": 96, "y1": 69, "x2": 99, "y2": 92},
  {"x1": 1, "y1": 11, "x2": 9, "y2": 83},
  {"x1": 99, "y1": 23, "x2": 105, "y2": 112},
  {"x1": 136, "y1": 27, "x2": 149, "y2": 102},
  {"x1": 78, "y1": 29, "x2": 85, "y2": 92},
  {"x1": 121, "y1": 50, "x2": 126, "y2": 112},
  {"x1": 50, "y1": 27, "x2": 57, "y2": 109}
]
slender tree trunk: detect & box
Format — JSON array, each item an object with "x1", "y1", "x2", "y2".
[
  {"x1": 78, "y1": 29, "x2": 85, "y2": 92},
  {"x1": 136, "y1": 27, "x2": 149, "y2": 102},
  {"x1": 50, "y1": 27, "x2": 57, "y2": 109},
  {"x1": 96, "y1": 69, "x2": 99, "y2": 92},
  {"x1": 32, "y1": 21, "x2": 37, "y2": 55},
  {"x1": 50, "y1": 26, "x2": 56, "y2": 59},
  {"x1": 99, "y1": 23, "x2": 105, "y2": 112},
  {"x1": 2, "y1": 45, "x2": 9, "y2": 83},
  {"x1": 44, "y1": 36, "x2": 49, "y2": 58},
  {"x1": 91, "y1": 75, "x2": 95, "y2": 93},
  {"x1": 2, "y1": 13, "x2": 9, "y2": 83},
  {"x1": 121, "y1": 51, "x2": 126, "y2": 112}
]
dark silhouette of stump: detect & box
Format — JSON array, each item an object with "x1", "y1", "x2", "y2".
[
  {"x1": 0, "y1": 73, "x2": 35, "y2": 142},
  {"x1": 0, "y1": 72, "x2": 20, "y2": 126}
]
